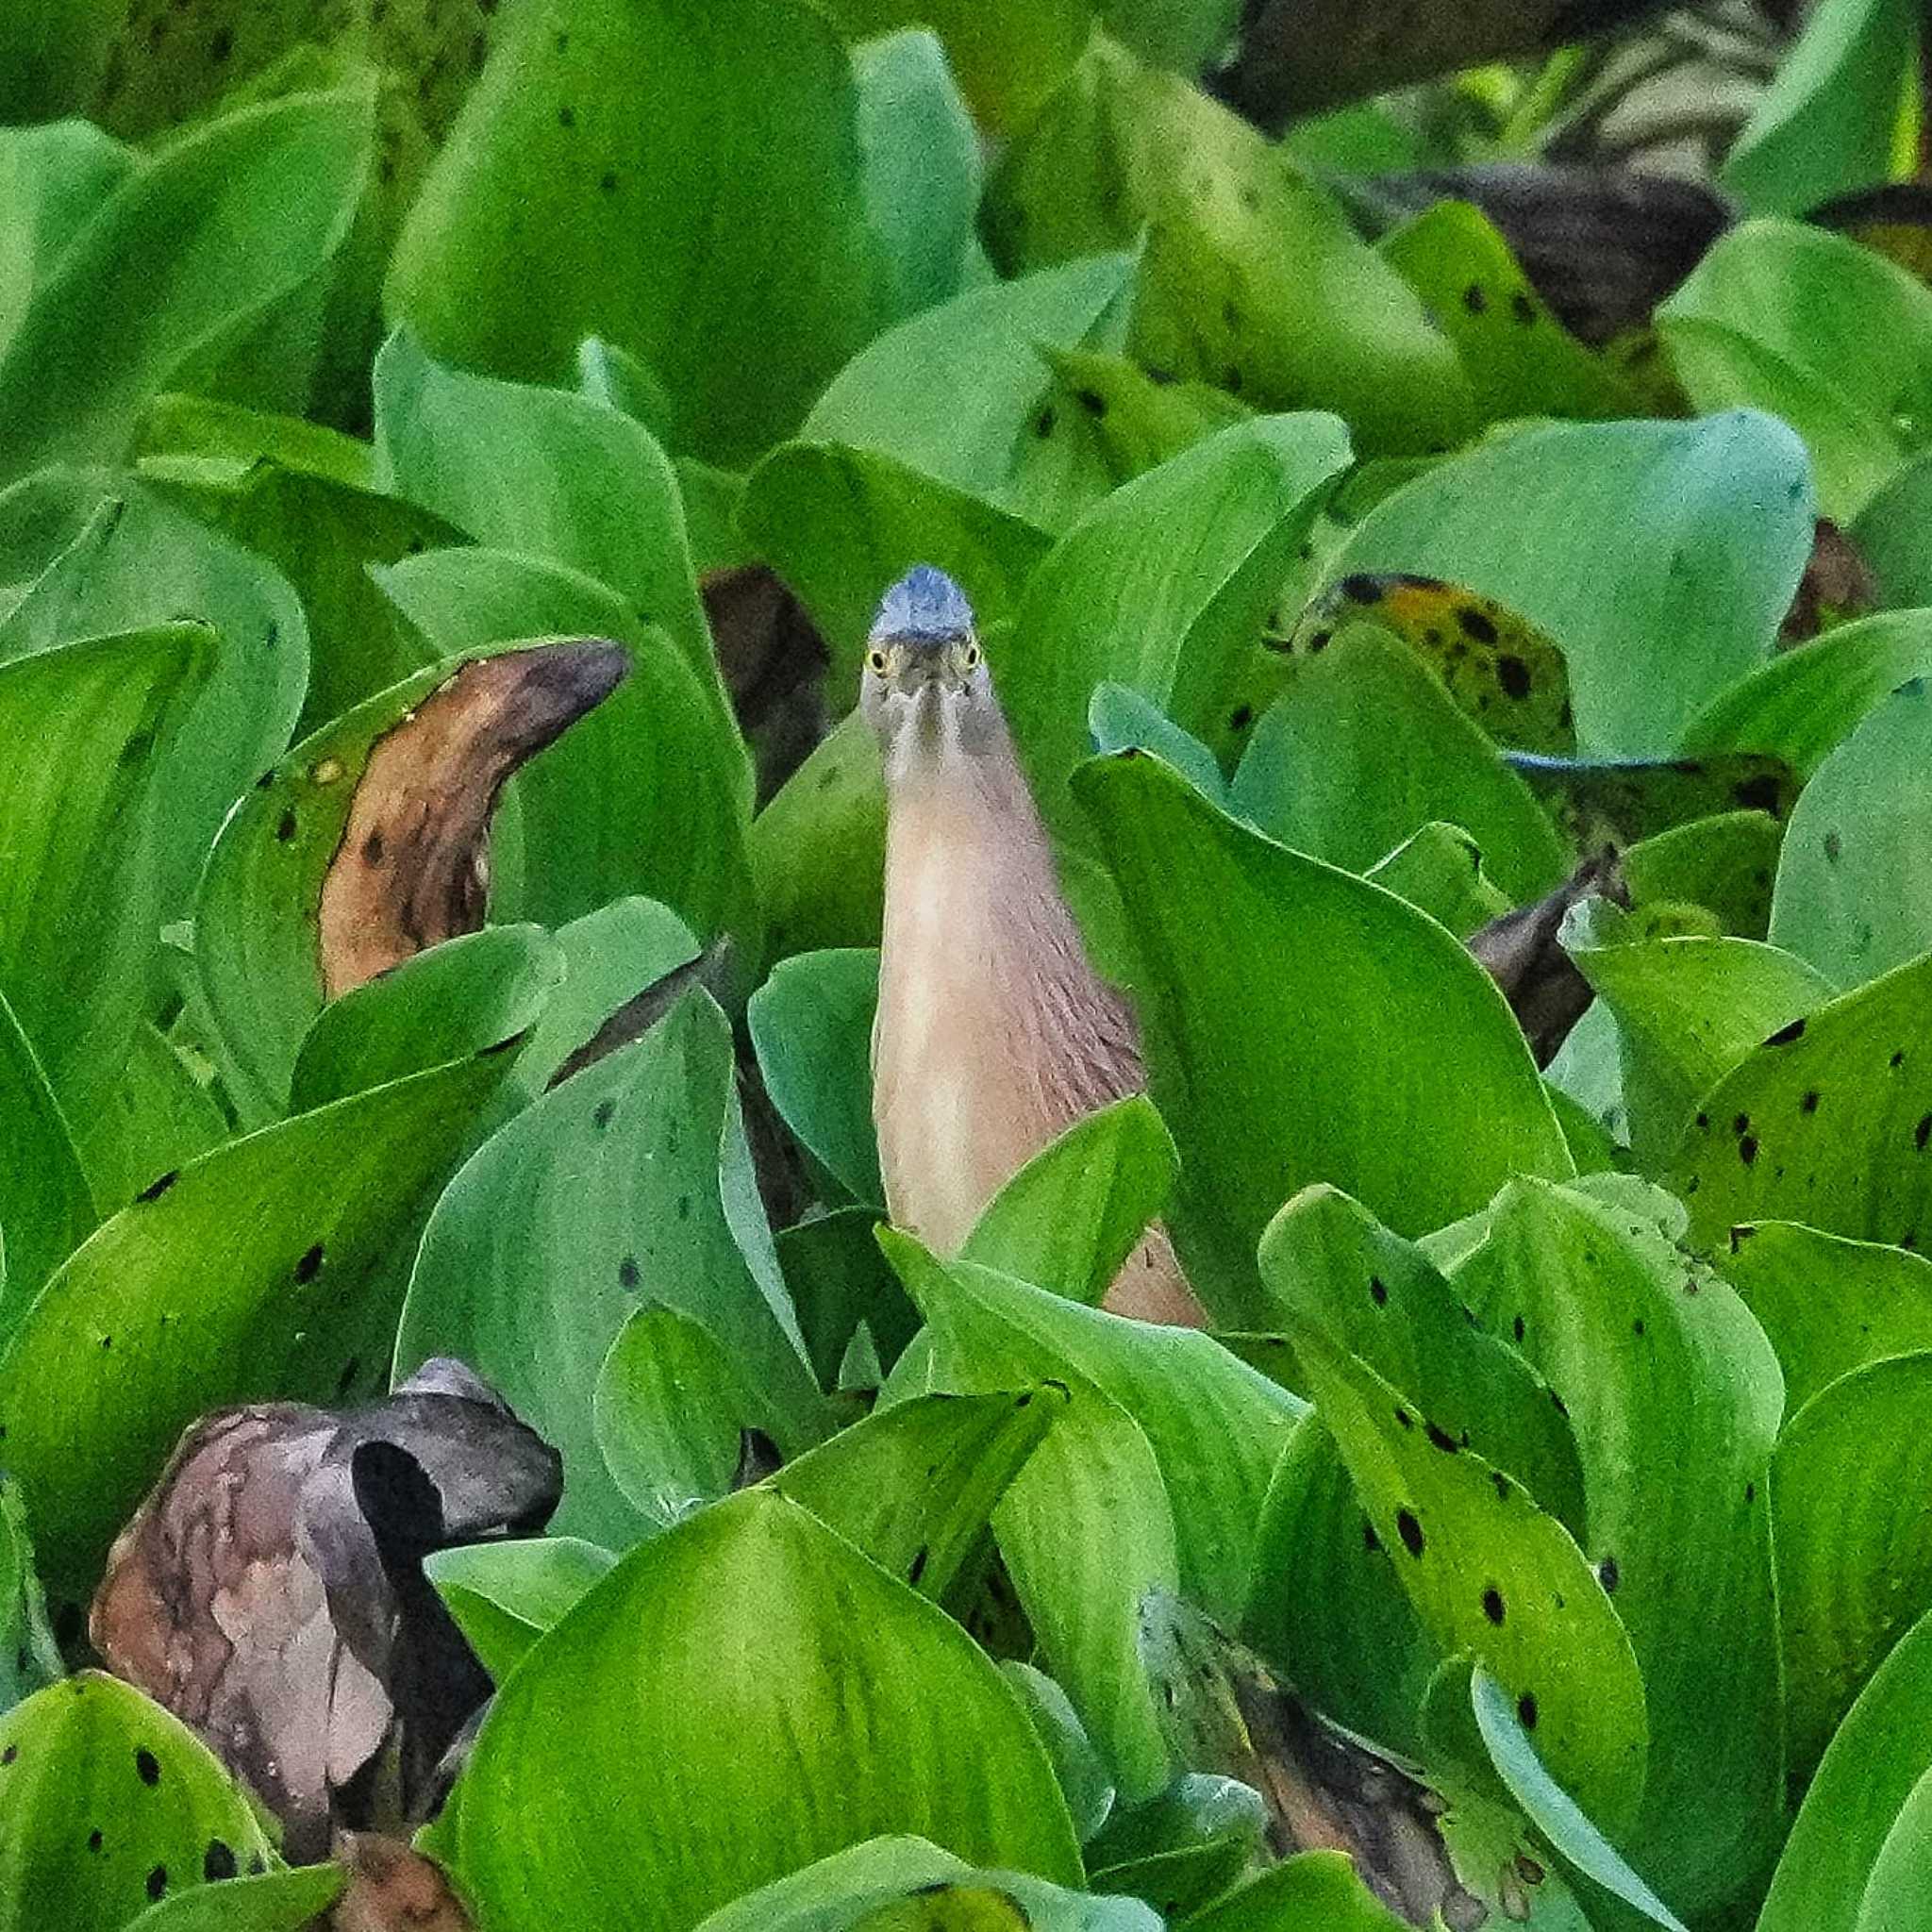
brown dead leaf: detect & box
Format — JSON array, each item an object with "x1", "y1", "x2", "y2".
[
  {"x1": 1780, "y1": 519, "x2": 1879, "y2": 645},
  {"x1": 1468, "y1": 852, "x2": 1625, "y2": 1067},
  {"x1": 92, "y1": 1361, "x2": 560, "y2": 1860},
  {"x1": 702, "y1": 563, "x2": 829, "y2": 805},
  {"x1": 318, "y1": 641, "x2": 628, "y2": 998},
  {"x1": 322, "y1": 1833, "x2": 474, "y2": 1932}
]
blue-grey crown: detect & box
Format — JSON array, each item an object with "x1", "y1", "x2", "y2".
[{"x1": 872, "y1": 564, "x2": 974, "y2": 642}]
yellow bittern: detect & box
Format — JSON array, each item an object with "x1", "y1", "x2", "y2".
[{"x1": 864, "y1": 565, "x2": 1207, "y2": 1327}]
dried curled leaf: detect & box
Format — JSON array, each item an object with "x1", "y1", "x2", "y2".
[
  {"x1": 92, "y1": 1361, "x2": 561, "y2": 1859},
  {"x1": 1779, "y1": 520, "x2": 1879, "y2": 645},
  {"x1": 1469, "y1": 853, "x2": 1627, "y2": 1067},
  {"x1": 329, "y1": 1832, "x2": 475, "y2": 1932},
  {"x1": 318, "y1": 642, "x2": 628, "y2": 998}
]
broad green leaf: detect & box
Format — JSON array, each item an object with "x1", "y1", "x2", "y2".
[
  {"x1": 1774, "y1": 1352, "x2": 1932, "y2": 1776},
  {"x1": 125, "y1": 1867, "x2": 347, "y2": 1932},
  {"x1": 0, "y1": 124, "x2": 135, "y2": 358},
  {"x1": 426, "y1": 1491, "x2": 1083, "y2": 1930},
  {"x1": 740, "y1": 442, "x2": 1051, "y2": 683},
  {"x1": 1657, "y1": 220, "x2": 1932, "y2": 520},
  {"x1": 1000, "y1": 415, "x2": 1349, "y2": 814},
  {"x1": 804, "y1": 254, "x2": 1135, "y2": 524},
  {"x1": 778, "y1": 1206, "x2": 920, "y2": 1391},
  {"x1": 1620, "y1": 811, "x2": 1784, "y2": 941},
  {"x1": 1087, "y1": 684, "x2": 1230, "y2": 808},
  {"x1": 1680, "y1": 608, "x2": 1932, "y2": 780},
  {"x1": 1449, "y1": 1178, "x2": 1784, "y2": 1910},
  {"x1": 1852, "y1": 451, "x2": 1932, "y2": 604},
  {"x1": 962, "y1": 1097, "x2": 1175, "y2": 1308},
  {"x1": 881, "y1": 1235, "x2": 1181, "y2": 1798},
  {"x1": 1028, "y1": 348, "x2": 1254, "y2": 497},
  {"x1": 0, "y1": 625, "x2": 210, "y2": 1123},
  {"x1": 0, "y1": 988, "x2": 92, "y2": 1304},
  {"x1": 1325, "y1": 412, "x2": 1815, "y2": 757},
  {"x1": 1857, "y1": 1765, "x2": 1932, "y2": 1932},
  {"x1": 373, "y1": 328, "x2": 738, "y2": 762},
  {"x1": 752, "y1": 709, "x2": 887, "y2": 961},
  {"x1": 425, "y1": 1536, "x2": 619, "y2": 1683},
  {"x1": 0, "y1": 1478, "x2": 61, "y2": 1718},
  {"x1": 1718, "y1": 1220, "x2": 1932, "y2": 1412},
  {"x1": 375, "y1": 549, "x2": 758, "y2": 943},
  {"x1": 1289, "y1": 1318, "x2": 1648, "y2": 1835},
  {"x1": 0, "y1": 1048, "x2": 508, "y2": 1593},
  {"x1": 983, "y1": 38, "x2": 1472, "y2": 458},
  {"x1": 1758, "y1": 1601, "x2": 1932, "y2": 1932},
  {"x1": 1671, "y1": 950, "x2": 1932, "y2": 1250},
  {"x1": 290, "y1": 925, "x2": 562, "y2": 1109},
  {"x1": 747, "y1": 948, "x2": 883, "y2": 1205},
  {"x1": 1508, "y1": 749, "x2": 1798, "y2": 851},
  {"x1": 0, "y1": 470, "x2": 310, "y2": 920},
  {"x1": 1003, "y1": 1664, "x2": 1116, "y2": 1845},
  {"x1": 1074, "y1": 749, "x2": 1571, "y2": 1322},
  {"x1": 1722, "y1": 0, "x2": 1917, "y2": 216},
  {"x1": 1770, "y1": 679, "x2": 1932, "y2": 986},
  {"x1": 0, "y1": 86, "x2": 374, "y2": 487},
  {"x1": 1084, "y1": 1774, "x2": 1264, "y2": 1921},
  {"x1": 0, "y1": 1674, "x2": 277, "y2": 1932},
  {"x1": 398, "y1": 990, "x2": 829, "y2": 1545},
  {"x1": 774, "y1": 1386, "x2": 1063, "y2": 1603},
  {"x1": 389, "y1": 0, "x2": 882, "y2": 468},
  {"x1": 1363, "y1": 822, "x2": 1512, "y2": 939},
  {"x1": 1182, "y1": 1850, "x2": 1411, "y2": 1932},
  {"x1": 1229, "y1": 624, "x2": 1570, "y2": 901},
  {"x1": 71, "y1": 1022, "x2": 229, "y2": 1217}
]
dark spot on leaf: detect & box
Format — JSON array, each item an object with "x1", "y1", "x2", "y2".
[
  {"x1": 1457, "y1": 605, "x2": 1498, "y2": 644},
  {"x1": 1512, "y1": 1314, "x2": 1525, "y2": 1342},
  {"x1": 275, "y1": 808, "x2": 297, "y2": 842},
  {"x1": 1766, "y1": 1017, "x2": 1806, "y2": 1045},
  {"x1": 1369, "y1": 1275, "x2": 1388, "y2": 1306},
  {"x1": 294, "y1": 1243, "x2": 324, "y2": 1284},
  {"x1": 1228, "y1": 704, "x2": 1253, "y2": 732},
  {"x1": 1511, "y1": 292, "x2": 1536, "y2": 325},
  {"x1": 209, "y1": 25, "x2": 231, "y2": 58},
  {"x1": 1915, "y1": 1113, "x2": 1931, "y2": 1151},
  {"x1": 558, "y1": 105, "x2": 575, "y2": 127},
  {"x1": 1824, "y1": 830, "x2": 1843, "y2": 863},
  {"x1": 592, "y1": 1099, "x2": 615, "y2": 1130},
  {"x1": 600, "y1": 170, "x2": 618, "y2": 193},
  {"x1": 1396, "y1": 1508, "x2": 1424, "y2": 1557},
  {"x1": 135, "y1": 1747, "x2": 159, "y2": 1786},
  {"x1": 204, "y1": 1840, "x2": 236, "y2": 1882},
  {"x1": 908, "y1": 1546, "x2": 928, "y2": 1586},
  {"x1": 136, "y1": 1170, "x2": 177, "y2": 1204},
  {"x1": 1463, "y1": 284, "x2": 1488, "y2": 314},
  {"x1": 1362, "y1": 1518, "x2": 1381, "y2": 1553},
  {"x1": 1894, "y1": 1050, "x2": 1908, "y2": 1068},
  {"x1": 1802, "y1": 1091, "x2": 1820, "y2": 1113},
  {"x1": 1598, "y1": 1554, "x2": 1620, "y2": 1592},
  {"x1": 618, "y1": 1256, "x2": 640, "y2": 1291},
  {"x1": 1425, "y1": 1422, "x2": 1459, "y2": 1454},
  {"x1": 1516, "y1": 1691, "x2": 1538, "y2": 1729},
  {"x1": 1745, "y1": 1481, "x2": 1757, "y2": 1503},
  {"x1": 147, "y1": 1865, "x2": 167, "y2": 1901},
  {"x1": 1340, "y1": 574, "x2": 1381, "y2": 605},
  {"x1": 1740, "y1": 1136, "x2": 1758, "y2": 1165},
  {"x1": 1482, "y1": 1586, "x2": 1505, "y2": 1624},
  {"x1": 1034, "y1": 407, "x2": 1056, "y2": 439},
  {"x1": 88, "y1": 1830, "x2": 102, "y2": 1853},
  {"x1": 1491, "y1": 1471, "x2": 1510, "y2": 1501},
  {"x1": 1496, "y1": 654, "x2": 1531, "y2": 699},
  {"x1": 0, "y1": 1745, "x2": 13, "y2": 1765},
  {"x1": 1074, "y1": 388, "x2": 1107, "y2": 417},
  {"x1": 1305, "y1": 628, "x2": 1331, "y2": 653}
]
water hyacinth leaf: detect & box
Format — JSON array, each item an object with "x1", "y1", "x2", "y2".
[
  {"x1": 1447, "y1": 1178, "x2": 1784, "y2": 1910},
  {"x1": 0, "y1": 1478, "x2": 61, "y2": 1717},
  {"x1": 773, "y1": 1387, "x2": 1063, "y2": 1604},
  {"x1": 1002, "y1": 1664, "x2": 1116, "y2": 1845},
  {"x1": 1657, "y1": 220, "x2": 1932, "y2": 521},
  {"x1": 1379, "y1": 200, "x2": 1644, "y2": 426},
  {"x1": 1288, "y1": 1319, "x2": 1647, "y2": 1833},
  {"x1": 0, "y1": 1048, "x2": 508, "y2": 1594},
  {"x1": 424, "y1": 1536, "x2": 618, "y2": 1684},
  {"x1": 0, "y1": 122, "x2": 136, "y2": 357},
  {"x1": 1278, "y1": 572, "x2": 1576, "y2": 756},
  {"x1": 398, "y1": 989, "x2": 830, "y2": 1546},
  {"x1": 1757, "y1": 1600, "x2": 1932, "y2": 1932},
  {"x1": 1773, "y1": 1352, "x2": 1932, "y2": 1777},
  {"x1": 982, "y1": 38, "x2": 1473, "y2": 457},
  {"x1": 375, "y1": 548, "x2": 758, "y2": 946},
  {"x1": 1671, "y1": 950, "x2": 1932, "y2": 1250},
  {"x1": 961, "y1": 1097, "x2": 1176, "y2": 1308},
  {"x1": 1229, "y1": 625, "x2": 1569, "y2": 902},
  {"x1": 390, "y1": 0, "x2": 881, "y2": 467},
  {"x1": 746, "y1": 948, "x2": 883, "y2": 1205},
  {"x1": 740, "y1": 442, "x2": 1051, "y2": 684},
  {"x1": 803, "y1": 253, "x2": 1135, "y2": 523},
  {"x1": 0, "y1": 625, "x2": 210, "y2": 1124},
  {"x1": 290, "y1": 925, "x2": 565, "y2": 1110},
  {"x1": 373, "y1": 329, "x2": 738, "y2": 761},
  {"x1": 124, "y1": 1866, "x2": 347, "y2": 1932},
  {"x1": 1083, "y1": 1774, "x2": 1265, "y2": 1921},
  {"x1": 1852, "y1": 452, "x2": 1932, "y2": 606},
  {"x1": 1770, "y1": 680, "x2": 1932, "y2": 987},
  {"x1": 1324, "y1": 412, "x2": 1814, "y2": 757},
  {"x1": 1507, "y1": 750, "x2": 1798, "y2": 852},
  {"x1": 1717, "y1": 1220, "x2": 1932, "y2": 1413},
  {"x1": 1075, "y1": 749, "x2": 1572, "y2": 1322},
  {"x1": 1363, "y1": 823, "x2": 1512, "y2": 939},
  {"x1": 1028, "y1": 347, "x2": 1254, "y2": 496},
  {"x1": 1087, "y1": 683, "x2": 1230, "y2": 808},
  {"x1": 74, "y1": 1023, "x2": 230, "y2": 1217},
  {"x1": 880, "y1": 1235, "x2": 1180, "y2": 1798},
  {"x1": 1620, "y1": 812, "x2": 1783, "y2": 941},
  {"x1": 0, "y1": 85, "x2": 373, "y2": 487},
  {"x1": 0, "y1": 1674, "x2": 278, "y2": 1932},
  {"x1": 1181, "y1": 1850, "x2": 1412, "y2": 1932},
  {"x1": 0, "y1": 988, "x2": 92, "y2": 1305},
  {"x1": 777, "y1": 1206, "x2": 919, "y2": 1391},
  {"x1": 0, "y1": 472, "x2": 309, "y2": 921},
  {"x1": 425, "y1": 1490, "x2": 1082, "y2": 1932},
  {"x1": 1679, "y1": 608, "x2": 1932, "y2": 780}
]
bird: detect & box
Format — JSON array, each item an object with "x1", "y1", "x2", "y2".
[{"x1": 864, "y1": 564, "x2": 1207, "y2": 1327}]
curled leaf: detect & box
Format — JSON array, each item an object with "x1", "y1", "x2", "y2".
[{"x1": 1468, "y1": 854, "x2": 1626, "y2": 1067}]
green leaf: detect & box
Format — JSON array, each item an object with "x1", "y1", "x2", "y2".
[
  {"x1": 1324, "y1": 412, "x2": 1815, "y2": 757},
  {"x1": 0, "y1": 1477, "x2": 62, "y2": 1719},
  {"x1": 424, "y1": 1535, "x2": 618, "y2": 1683},
  {"x1": 1508, "y1": 749, "x2": 1798, "y2": 851},
  {"x1": 1085, "y1": 1774, "x2": 1265, "y2": 1921},
  {"x1": 0, "y1": 1048, "x2": 509, "y2": 1594},
  {"x1": 982, "y1": 38, "x2": 1473, "y2": 458},
  {"x1": 1757, "y1": 1600, "x2": 1932, "y2": 1932},
  {"x1": 0, "y1": 988, "x2": 92, "y2": 1304},
  {"x1": 1722, "y1": 0, "x2": 1917, "y2": 216},
  {"x1": 398, "y1": 989, "x2": 830, "y2": 1546},
  {"x1": 0, "y1": 625, "x2": 211, "y2": 1123},
  {"x1": 0, "y1": 1674, "x2": 278, "y2": 1932},
  {"x1": 1620, "y1": 811, "x2": 1785, "y2": 941},
  {"x1": 1852, "y1": 450, "x2": 1932, "y2": 605},
  {"x1": 1087, "y1": 684, "x2": 1230, "y2": 808},
  {"x1": 0, "y1": 85, "x2": 374, "y2": 487},
  {"x1": 1670, "y1": 950, "x2": 1932, "y2": 1251},
  {"x1": 0, "y1": 124, "x2": 134, "y2": 350},
  {"x1": 1180, "y1": 1850, "x2": 1410, "y2": 1932},
  {"x1": 1003, "y1": 1663, "x2": 1116, "y2": 1845},
  {"x1": 1001, "y1": 415, "x2": 1350, "y2": 813},
  {"x1": 747, "y1": 948, "x2": 883, "y2": 1205},
  {"x1": 961, "y1": 1097, "x2": 1176, "y2": 1308},
  {"x1": 1229, "y1": 624, "x2": 1570, "y2": 901},
  {"x1": 388, "y1": 0, "x2": 882, "y2": 468},
  {"x1": 1448, "y1": 1178, "x2": 1784, "y2": 1910},
  {"x1": 778, "y1": 1206, "x2": 920, "y2": 1391},
  {"x1": 1363, "y1": 822, "x2": 1513, "y2": 940},
  {"x1": 125, "y1": 1867, "x2": 348, "y2": 1932},
  {"x1": 426, "y1": 1491, "x2": 1083, "y2": 1931},
  {"x1": 1657, "y1": 220, "x2": 1932, "y2": 520},
  {"x1": 1770, "y1": 679, "x2": 1932, "y2": 986},
  {"x1": 1074, "y1": 749, "x2": 1571, "y2": 1322}
]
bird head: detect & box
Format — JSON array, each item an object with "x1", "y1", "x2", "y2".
[{"x1": 861, "y1": 565, "x2": 998, "y2": 777}]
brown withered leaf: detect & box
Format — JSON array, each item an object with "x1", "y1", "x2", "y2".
[
  {"x1": 1468, "y1": 852, "x2": 1626, "y2": 1068},
  {"x1": 1780, "y1": 519, "x2": 1879, "y2": 645},
  {"x1": 321, "y1": 1833, "x2": 474, "y2": 1932},
  {"x1": 318, "y1": 641, "x2": 628, "y2": 998},
  {"x1": 92, "y1": 1360, "x2": 560, "y2": 1860},
  {"x1": 702, "y1": 563, "x2": 829, "y2": 805}
]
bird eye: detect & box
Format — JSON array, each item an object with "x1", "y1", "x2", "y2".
[
  {"x1": 868, "y1": 649, "x2": 889, "y2": 675},
  {"x1": 962, "y1": 643, "x2": 980, "y2": 669}
]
